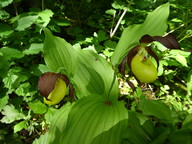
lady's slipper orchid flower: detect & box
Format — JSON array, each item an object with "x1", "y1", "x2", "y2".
[{"x1": 38, "y1": 72, "x2": 69, "y2": 105}]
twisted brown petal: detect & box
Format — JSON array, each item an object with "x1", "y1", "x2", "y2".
[
  {"x1": 119, "y1": 55, "x2": 128, "y2": 76},
  {"x1": 145, "y1": 46, "x2": 159, "y2": 68},
  {"x1": 153, "y1": 33, "x2": 181, "y2": 50},
  {"x1": 127, "y1": 45, "x2": 141, "y2": 69},
  {"x1": 140, "y1": 34, "x2": 154, "y2": 44}
]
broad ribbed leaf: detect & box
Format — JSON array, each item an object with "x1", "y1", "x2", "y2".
[
  {"x1": 138, "y1": 96, "x2": 172, "y2": 122},
  {"x1": 32, "y1": 103, "x2": 73, "y2": 144},
  {"x1": 73, "y1": 48, "x2": 119, "y2": 100},
  {"x1": 182, "y1": 114, "x2": 192, "y2": 129},
  {"x1": 111, "y1": 3, "x2": 170, "y2": 66},
  {"x1": 59, "y1": 96, "x2": 128, "y2": 144},
  {"x1": 43, "y1": 28, "x2": 77, "y2": 77},
  {"x1": 122, "y1": 111, "x2": 154, "y2": 144},
  {"x1": 166, "y1": 129, "x2": 192, "y2": 144}
]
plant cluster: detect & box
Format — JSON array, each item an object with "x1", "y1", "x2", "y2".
[{"x1": 0, "y1": 0, "x2": 192, "y2": 144}]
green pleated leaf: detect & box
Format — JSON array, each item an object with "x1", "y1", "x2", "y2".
[
  {"x1": 32, "y1": 103, "x2": 73, "y2": 144},
  {"x1": 166, "y1": 129, "x2": 192, "y2": 144},
  {"x1": 122, "y1": 111, "x2": 154, "y2": 144},
  {"x1": 58, "y1": 96, "x2": 128, "y2": 144},
  {"x1": 111, "y1": 3, "x2": 170, "y2": 67},
  {"x1": 151, "y1": 126, "x2": 170, "y2": 144},
  {"x1": 138, "y1": 96, "x2": 172, "y2": 122},
  {"x1": 32, "y1": 133, "x2": 49, "y2": 144},
  {"x1": 73, "y1": 48, "x2": 119, "y2": 100},
  {"x1": 43, "y1": 28, "x2": 77, "y2": 77},
  {"x1": 182, "y1": 114, "x2": 192, "y2": 129}
]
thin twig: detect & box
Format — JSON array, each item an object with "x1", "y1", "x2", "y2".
[
  {"x1": 13, "y1": 2, "x2": 18, "y2": 16},
  {"x1": 42, "y1": 0, "x2": 45, "y2": 10},
  {"x1": 110, "y1": 11, "x2": 116, "y2": 37},
  {"x1": 110, "y1": 0, "x2": 133, "y2": 38}
]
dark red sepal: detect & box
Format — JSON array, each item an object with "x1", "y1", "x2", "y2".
[
  {"x1": 38, "y1": 72, "x2": 69, "y2": 99},
  {"x1": 140, "y1": 34, "x2": 154, "y2": 44},
  {"x1": 152, "y1": 33, "x2": 181, "y2": 50},
  {"x1": 127, "y1": 45, "x2": 141, "y2": 69},
  {"x1": 145, "y1": 46, "x2": 159, "y2": 68}
]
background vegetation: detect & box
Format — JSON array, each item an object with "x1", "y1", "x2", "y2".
[{"x1": 0, "y1": 0, "x2": 191, "y2": 143}]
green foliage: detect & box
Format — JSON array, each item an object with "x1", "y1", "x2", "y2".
[
  {"x1": 28, "y1": 100, "x2": 47, "y2": 114},
  {"x1": 0, "y1": 0, "x2": 13, "y2": 8},
  {"x1": 43, "y1": 28, "x2": 77, "y2": 77},
  {"x1": 138, "y1": 96, "x2": 172, "y2": 122},
  {"x1": 0, "y1": 0, "x2": 191, "y2": 143},
  {"x1": 1, "y1": 105, "x2": 26, "y2": 124}
]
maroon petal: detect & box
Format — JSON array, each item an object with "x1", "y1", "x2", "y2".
[
  {"x1": 145, "y1": 46, "x2": 159, "y2": 68},
  {"x1": 127, "y1": 45, "x2": 141, "y2": 69},
  {"x1": 69, "y1": 83, "x2": 74, "y2": 103},
  {"x1": 119, "y1": 55, "x2": 128, "y2": 76},
  {"x1": 58, "y1": 74, "x2": 70, "y2": 85},
  {"x1": 126, "y1": 79, "x2": 136, "y2": 91},
  {"x1": 153, "y1": 33, "x2": 181, "y2": 50},
  {"x1": 140, "y1": 34, "x2": 154, "y2": 44}
]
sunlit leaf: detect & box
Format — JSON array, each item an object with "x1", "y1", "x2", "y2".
[
  {"x1": 23, "y1": 43, "x2": 43, "y2": 55},
  {"x1": 59, "y1": 96, "x2": 128, "y2": 144},
  {"x1": 138, "y1": 96, "x2": 172, "y2": 122},
  {"x1": 33, "y1": 103, "x2": 73, "y2": 144},
  {"x1": 73, "y1": 48, "x2": 119, "y2": 100},
  {"x1": 37, "y1": 9, "x2": 54, "y2": 27},
  {"x1": 1, "y1": 105, "x2": 26, "y2": 124},
  {"x1": 3, "y1": 67, "x2": 29, "y2": 91},
  {"x1": 105, "y1": 9, "x2": 116, "y2": 15},
  {"x1": 15, "y1": 15, "x2": 39, "y2": 31},
  {"x1": 14, "y1": 120, "x2": 28, "y2": 133},
  {"x1": 15, "y1": 82, "x2": 36, "y2": 97},
  {"x1": 169, "y1": 50, "x2": 190, "y2": 67},
  {"x1": 0, "y1": 0, "x2": 13, "y2": 8},
  {"x1": 43, "y1": 28, "x2": 77, "y2": 77},
  {"x1": 55, "y1": 19, "x2": 71, "y2": 26},
  {"x1": 28, "y1": 100, "x2": 47, "y2": 114},
  {"x1": 34, "y1": 97, "x2": 128, "y2": 144}
]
